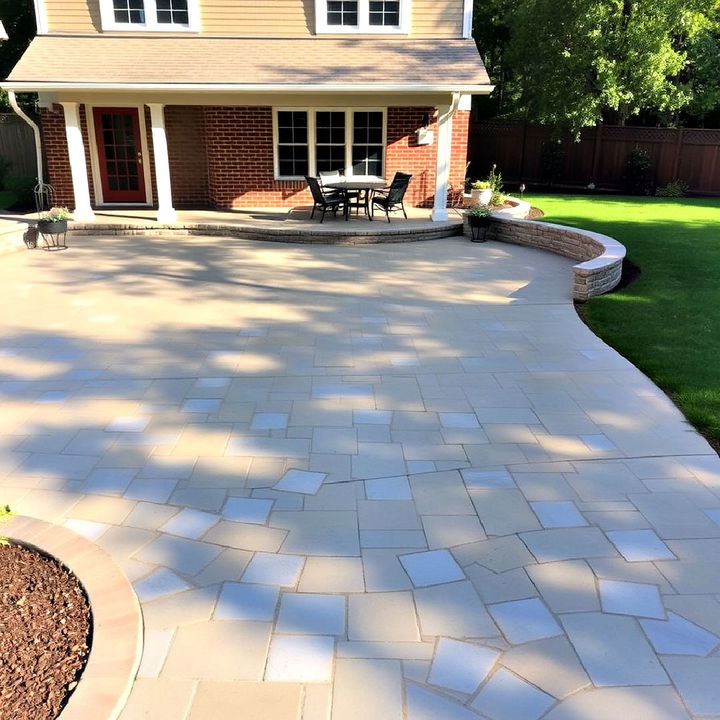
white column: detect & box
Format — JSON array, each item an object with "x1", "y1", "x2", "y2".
[
  {"x1": 148, "y1": 103, "x2": 176, "y2": 223},
  {"x1": 60, "y1": 102, "x2": 95, "y2": 222},
  {"x1": 432, "y1": 105, "x2": 453, "y2": 222}
]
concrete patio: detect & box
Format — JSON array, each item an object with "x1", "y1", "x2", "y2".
[{"x1": 1, "y1": 230, "x2": 719, "y2": 719}]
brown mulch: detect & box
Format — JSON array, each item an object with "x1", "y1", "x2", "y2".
[{"x1": 0, "y1": 543, "x2": 91, "y2": 720}]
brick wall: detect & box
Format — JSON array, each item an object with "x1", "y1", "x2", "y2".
[
  {"x1": 166, "y1": 106, "x2": 208, "y2": 206},
  {"x1": 40, "y1": 103, "x2": 472, "y2": 212},
  {"x1": 450, "y1": 110, "x2": 470, "y2": 191},
  {"x1": 40, "y1": 106, "x2": 74, "y2": 208},
  {"x1": 385, "y1": 107, "x2": 437, "y2": 207},
  {"x1": 204, "y1": 106, "x2": 310, "y2": 208}
]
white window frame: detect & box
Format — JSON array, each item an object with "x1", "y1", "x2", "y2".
[
  {"x1": 315, "y1": 0, "x2": 411, "y2": 34},
  {"x1": 273, "y1": 107, "x2": 387, "y2": 181},
  {"x1": 99, "y1": 0, "x2": 200, "y2": 32}
]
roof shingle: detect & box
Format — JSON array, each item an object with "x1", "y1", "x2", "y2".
[{"x1": 6, "y1": 35, "x2": 490, "y2": 88}]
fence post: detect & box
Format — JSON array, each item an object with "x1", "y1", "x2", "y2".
[
  {"x1": 591, "y1": 124, "x2": 603, "y2": 183},
  {"x1": 671, "y1": 127, "x2": 684, "y2": 181}
]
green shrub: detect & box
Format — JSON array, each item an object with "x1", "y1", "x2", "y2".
[
  {"x1": 6, "y1": 177, "x2": 36, "y2": 207},
  {"x1": 490, "y1": 190, "x2": 505, "y2": 206},
  {"x1": 472, "y1": 180, "x2": 491, "y2": 190},
  {"x1": 487, "y1": 164, "x2": 504, "y2": 194},
  {"x1": 623, "y1": 145, "x2": 653, "y2": 194},
  {"x1": 655, "y1": 179, "x2": 690, "y2": 197}
]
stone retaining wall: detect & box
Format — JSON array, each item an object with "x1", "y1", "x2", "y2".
[
  {"x1": 466, "y1": 215, "x2": 626, "y2": 301},
  {"x1": 68, "y1": 220, "x2": 464, "y2": 245}
]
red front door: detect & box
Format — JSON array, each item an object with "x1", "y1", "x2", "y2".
[{"x1": 93, "y1": 108, "x2": 146, "y2": 203}]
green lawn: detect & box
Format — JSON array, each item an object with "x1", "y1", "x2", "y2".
[{"x1": 525, "y1": 194, "x2": 720, "y2": 448}]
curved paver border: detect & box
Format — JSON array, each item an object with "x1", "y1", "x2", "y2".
[
  {"x1": 3, "y1": 515, "x2": 142, "y2": 720},
  {"x1": 464, "y1": 208, "x2": 626, "y2": 300},
  {"x1": 68, "y1": 219, "x2": 463, "y2": 245}
]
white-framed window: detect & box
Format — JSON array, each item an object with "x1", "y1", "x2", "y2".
[
  {"x1": 99, "y1": 0, "x2": 200, "y2": 31},
  {"x1": 273, "y1": 108, "x2": 387, "y2": 180},
  {"x1": 315, "y1": 0, "x2": 410, "y2": 34}
]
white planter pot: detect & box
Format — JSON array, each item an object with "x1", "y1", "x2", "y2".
[{"x1": 470, "y1": 189, "x2": 493, "y2": 206}]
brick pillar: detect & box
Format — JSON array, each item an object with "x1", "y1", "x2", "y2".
[
  {"x1": 40, "y1": 106, "x2": 75, "y2": 208},
  {"x1": 449, "y1": 110, "x2": 470, "y2": 193}
]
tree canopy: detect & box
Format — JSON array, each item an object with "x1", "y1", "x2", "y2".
[
  {"x1": 474, "y1": 0, "x2": 720, "y2": 132},
  {"x1": 0, "y1": 0, "x2": 36, "y2": 111}
]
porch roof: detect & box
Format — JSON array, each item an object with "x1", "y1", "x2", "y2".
[{"x1": 5, "y1": 35, "x2": 492, "y2": 94}]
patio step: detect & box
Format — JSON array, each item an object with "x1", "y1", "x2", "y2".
[{"x1": 68, "y1": 219, "x2": 464, "y2": 245}]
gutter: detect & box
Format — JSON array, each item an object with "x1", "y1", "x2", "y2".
[
  {"x1": 1, "y1": 81, "x2": 495, "y2": 95},
  {"x1": 7, "y1": 90, "x2": 44, "y2": 186}
]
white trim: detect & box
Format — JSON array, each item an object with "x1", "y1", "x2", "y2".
[
  {"x1": 86, "y1": 104, "x2": 153, "y2": 207},
  {"x1": 98, "y1": 0, "x2": 200, "y2": 32},
  {"x1": 61, "y1": 102, "x2": 95, "y2": 222},
  {"x1": 2, "y1": 82, "x2": 495, "y2": 94},
  {"x1": 33, "y1": 0, "x2": 48, "y2": 34},
  {"x1": 315, "y1": 0, "x2": 411, "y2": 34},
  {"x1": 7, "y1": 91, "x2": 44, "y2": 185},
  {"x1": 432, "y1": 94, "x2": 460, "y2": 222},
  {"x1": 462, "y1": 0, "x2": 473, "y2": 38},
  {"x1": 148, "y1": 104, "x2": 176, "y2": 223},
  {"x1": 273, "y1": 107, "x2": 387, "y2": 181},
  {"x1": 458, "y1": 93, "x2": 472, "y2": 111}
]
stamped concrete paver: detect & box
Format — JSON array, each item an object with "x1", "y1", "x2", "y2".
[{"x1": 1, "y1": 234, "x2": 719, "y2": 719}]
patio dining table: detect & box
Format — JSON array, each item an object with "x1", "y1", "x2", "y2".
[{"x1": 324, "y1": 177, "x2": 388, "y2": 221}]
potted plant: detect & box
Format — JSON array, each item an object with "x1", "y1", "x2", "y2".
[
  {"x1": 37, "y1": 206, "x2": 70, "y2": 235},
  {"x1": 470, "y1": 180, "x2": 493, "y2": 206},
  {"x1": 465, "y1": 204, "x2": 492, "y2": 243}
]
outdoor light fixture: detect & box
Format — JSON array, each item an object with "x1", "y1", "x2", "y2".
[{"x1": 416, "y1": 113, "x2": 434, "y2": 146}]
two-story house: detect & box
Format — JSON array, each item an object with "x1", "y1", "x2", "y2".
[{"x1": 3, "y1": 0, "x2": 491, "y2": 223}]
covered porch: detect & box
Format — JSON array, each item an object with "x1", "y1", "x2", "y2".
[{"x1": 3, "y1": 35, "x2": 492, "y2": 226}]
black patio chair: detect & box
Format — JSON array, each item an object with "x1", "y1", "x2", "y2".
[
  {"x1": 371, "y1": 172, "x2": 412, "y2": 222},
  {"x1": 306, "y1": 175, "x2": 344, "y2": 223}
]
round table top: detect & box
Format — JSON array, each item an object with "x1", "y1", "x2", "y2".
[{"x1": 325, "y1": 179, "x2": 388, "y2": 190}]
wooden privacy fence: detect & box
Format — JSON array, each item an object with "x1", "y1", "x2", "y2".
[
  {"x1": 468, "y1": 122, "x2": 720, "y2": 195},
  {"x1": 0, "y1": 113, "x2": 37, "y2": 179}
]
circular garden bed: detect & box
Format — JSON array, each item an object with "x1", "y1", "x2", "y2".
[{"x1": 0, "y1": 542, "x2": 91, "y2": 719}]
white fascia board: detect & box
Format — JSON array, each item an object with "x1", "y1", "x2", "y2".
[
  {"x1": 462, "y1": 0, "x2": 473, "y2": 38},
  {"x1": 1, "y1": 81, "x2": 495, "y2": 94},
  {"x1": 33, "y1": 0, "x2": 48, "y2": 34}
]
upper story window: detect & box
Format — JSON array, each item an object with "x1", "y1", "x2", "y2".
[
  {"x1": 316, "y1": 0, "x2": 410, "y2": 34},
  {"x1": 99, "y1": 0, "x2": 199, "y2": 31}
]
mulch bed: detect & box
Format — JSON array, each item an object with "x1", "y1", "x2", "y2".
[{"x1": 0, "y1": 543, "x2": 91, "y2": 720}]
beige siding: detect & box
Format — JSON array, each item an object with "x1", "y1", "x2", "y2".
[
  {"x1": 412, "y1": 0, "x2": 463, "y2": 37},
  {"x1": 44, "y1": 0, "x2": 462, "y2": 36},
  {"x1": 202, "y1": 1, "x2": 315, "y2": 35}
]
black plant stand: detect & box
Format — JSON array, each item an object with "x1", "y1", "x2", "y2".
[
  {"x1": 469, "y1": 217, "x2": 491, "y2": 243},
  {"x1": 39, "y1": 230, "x2": 68, "y2": 251}
]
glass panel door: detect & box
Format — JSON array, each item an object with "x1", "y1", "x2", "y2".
[{"x1": 93, "y1": 108, "x2": 147, "y2": 203}]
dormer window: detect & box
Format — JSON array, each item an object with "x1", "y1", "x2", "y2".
[
  {"x1": 316, "y1": 0, "x2": 410, "y2": 33},
  {"x1": 100, "y1": 0, "x2": 199, "y2": 31}
]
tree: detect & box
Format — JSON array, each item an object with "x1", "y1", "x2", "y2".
[
  {"x1": 0, "y1": 0, "x2": 36, "y2": 111},
  {"x1": 473, "y1": 0, "x2": 720, "y2": 132}
]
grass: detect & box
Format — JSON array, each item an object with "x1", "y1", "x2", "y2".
[{"x1": 525, "y1": 193, "x2": 720, "y2": 448}]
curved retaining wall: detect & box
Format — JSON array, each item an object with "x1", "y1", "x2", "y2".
[
  {"x1": 68, "y1": 220, "x2": 464, "y2": 245},
  {"x1": 468, "y1": 215, "x2": 626, "y2": 301}
]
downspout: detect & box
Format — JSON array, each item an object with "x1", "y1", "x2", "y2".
[
  {"x1": 8, "y1": 90, "x2": 44, "y2": 186},
  {"x1": 439, "y1": 92, "x2": 461, "y2": 126}
]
